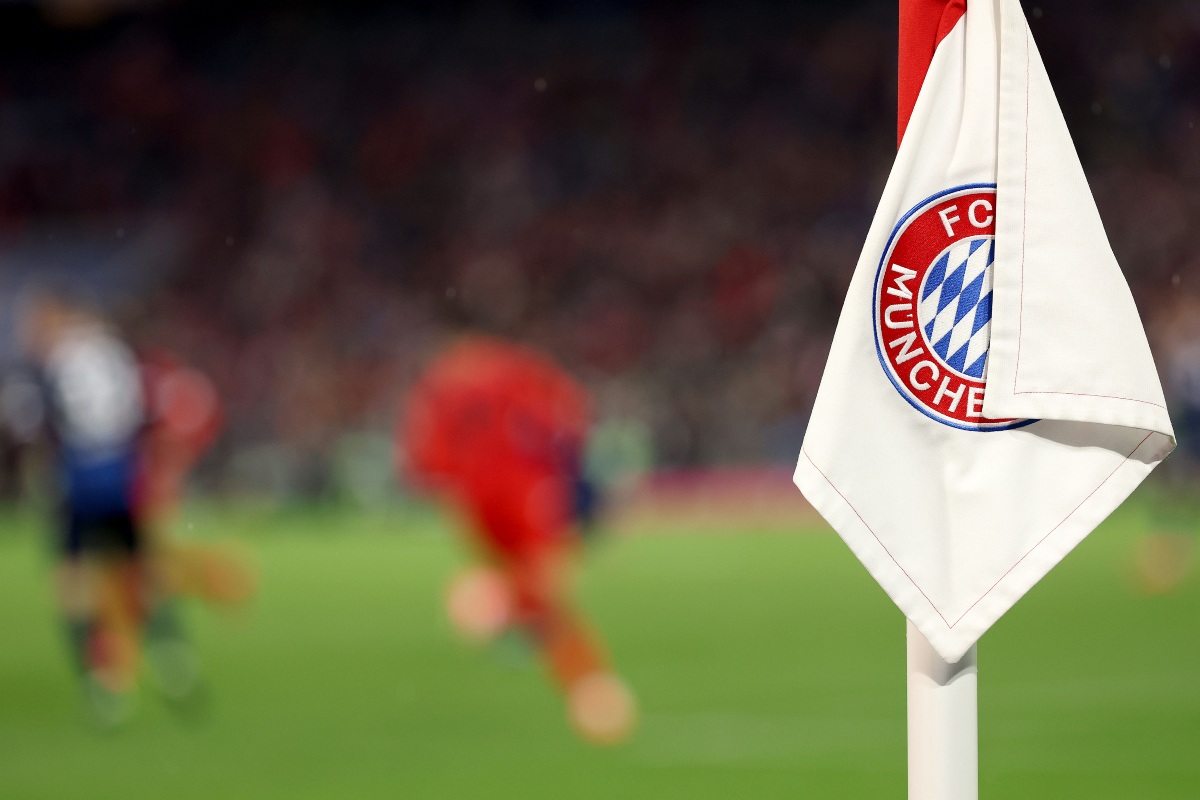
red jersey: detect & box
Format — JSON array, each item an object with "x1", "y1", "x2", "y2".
[
  {"x1": 402, "y1": 338, "x2": 591, "y2": 559},
  {"x1": 134, "y1": 351, "x2": 222, "y2": 518}
]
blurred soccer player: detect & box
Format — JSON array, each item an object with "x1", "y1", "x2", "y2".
[
  {"x1": 137, "y1": 349, "x2": 254, "y2": 609},
  {"x1": 400, "y1": 337, "x2": 637, "y2": 744},
  {"x1": 9, "y1": 292, "x2": 251, "y2": 726}
]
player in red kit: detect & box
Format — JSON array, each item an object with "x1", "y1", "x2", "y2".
[
  {"x1": 136, "y1": 350, "x2": 255, "y2": 610},
  {"x1": 401, "y1": 337, "x2": 637, "y2": 744}
]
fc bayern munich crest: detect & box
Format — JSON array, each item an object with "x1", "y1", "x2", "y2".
[{"x1": 872, "y1": 184, "x2": 1031, "y2": 431}]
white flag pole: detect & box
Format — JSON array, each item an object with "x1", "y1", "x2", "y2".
[{"x1": 907, "y1": 620, "x2": 978, "y2": 800}]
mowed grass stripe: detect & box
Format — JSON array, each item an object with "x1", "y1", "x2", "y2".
[{"x1": 0, "y1": 491, "x2": 1194, "y2": 799}]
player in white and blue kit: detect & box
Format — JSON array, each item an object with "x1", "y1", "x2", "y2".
[{"x1": 13, "y1": 292, "x2": 198, "y2": 724}]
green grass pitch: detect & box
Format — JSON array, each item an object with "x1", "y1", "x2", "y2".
[{"x1": 0, "y1": 490, "x2": 1196, "y2": 799}]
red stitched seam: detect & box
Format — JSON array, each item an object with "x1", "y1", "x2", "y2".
[
  {"x1": 801, "y1": 449, "x2": 952, "y2": 626},
  {"x1": 943, "y1": 430, "x2": 1152, "y2": 627},
  {"x1": 1010, "y1": 390, "x2": 1166, "y2": 409},
  {"x1": 1013, "y1": 24, "x2": 1030, "y2": 394},
  {"x1": 802, "y1": 430, "x2": 1153, "y2": 630},
  {"x1": 1007, "y1": 28, "x2": 1160, "y2": 411}
]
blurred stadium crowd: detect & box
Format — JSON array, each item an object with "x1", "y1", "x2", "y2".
[{"x1": 0, "y1": 0, "x2": 1197, "y2": 503}]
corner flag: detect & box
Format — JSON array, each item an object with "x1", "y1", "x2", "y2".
[{"x1": 795, "y1": 0, "x2": 1175, "y2": 663}]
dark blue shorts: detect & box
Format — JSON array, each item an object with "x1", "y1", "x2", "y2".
[
  {"x1": 63, "y1": 507, "x2": 140, "y2": 557},
  {"x1": 60, "y1": 449, "x2": 141, "y2": 557}
]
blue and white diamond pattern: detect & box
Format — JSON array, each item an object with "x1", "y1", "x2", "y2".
[{"x1": 916, "y1": 237, "x2": 994, "y2": 379}]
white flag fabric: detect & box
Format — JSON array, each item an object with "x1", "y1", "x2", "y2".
[{"x1": 794, "y1": 0, "x2": 1175, "y2": 663}]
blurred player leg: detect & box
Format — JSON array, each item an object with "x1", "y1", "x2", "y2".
[
  {"x1": 57, "y1": 556, "x2": 142, "y2": 728},
  {"x1": 507, "y1": 548, "x2": 637, "y2": 744},
  {"x1": 445, "y1": 565, "x2": 513, "y2": 642},
  {"x1": 142, "y1": 595, "x2": 207, "y2": 716}
]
